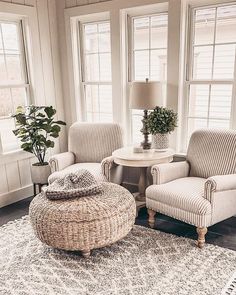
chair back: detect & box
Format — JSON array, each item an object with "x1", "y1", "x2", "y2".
[
  {"x1": 68, "y1": 122, "x2": 123, "y2": 163},
  {"x1": 187, "y1": 129, "x2": 236, "y2": 178}
]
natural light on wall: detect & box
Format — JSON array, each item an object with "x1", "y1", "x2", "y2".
[
  {"x1": 0, "y1": 20, "x2": 29, "y2": 153},
  {"x1": 81, "y1": 21, "x2": 112, "y2": 122},
  {"x1": 186, "y1": 4, "x2": 236, "y2": 144},
  {"x1": 130, "y1": 13, "x2": 168, "y2": 144}
]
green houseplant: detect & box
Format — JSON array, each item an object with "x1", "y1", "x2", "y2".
[
  {"x1": 12, "y1": 105, "x2": 66, "y2": 184},
  {"x1": 147, "y1": 106, "x2": 178, "y2": 150}
]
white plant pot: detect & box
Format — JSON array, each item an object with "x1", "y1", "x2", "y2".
[
  {"x1": 152, "y1": 133, "x2": 169, "y2": 150},
  {"x1": 31, "y1": 163, "x2": 51, "y2": 184}
]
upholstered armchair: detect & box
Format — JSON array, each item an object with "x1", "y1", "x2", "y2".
[
  {"x1": 48, "y1": 122, "x2": 124, "y2": 184},
  {"x1": 146, "y1": 129, "x2": 236, "y2": 248}
]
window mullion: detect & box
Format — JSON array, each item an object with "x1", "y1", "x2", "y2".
[
  {"x1": 148, "y1": 16, "x2": 151, "y2": 79},
  {"x1": 210, "y1": 8, "x2": 217, "y2": 81},
  {"x1": 0, "y1": 24, "x2": 9, "y2": 81},
  {"x1": 207, "y1": 84, "x2": 212, "y2": 128},
  {"x1": 230, "y1": 47, "x2": 236, "y2": 129},
  {"x1": 80, "y1": 20, "x2": 112, "y2": 123}
]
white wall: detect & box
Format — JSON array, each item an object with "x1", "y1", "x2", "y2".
[
  {"x1": 0, "y1": 0, "x2": 66, "y2": 208},
  {"x1": 65, "y1": 0, "x2": 111, "y2": 8}
]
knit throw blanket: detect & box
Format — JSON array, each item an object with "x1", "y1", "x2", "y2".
[{"x1": 44, "y1": 169, "x2": 103, "y2": 200}]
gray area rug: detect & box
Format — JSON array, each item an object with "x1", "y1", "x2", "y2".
[
  {"x1": 0, "y1": 216, "x2": 236, "y2": 295},
  {"x1": 223, "y1": 271, "x2": 236, "y2": 295}
]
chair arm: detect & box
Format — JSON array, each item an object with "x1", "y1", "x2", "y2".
[
  {"x1": 101, "y1": 156, "x2": 118, "y2": 182},
  {"x1": 151, "y1": 161, "x2": 190, "y2": 185},
  {"x1": 49, "y1": 152, "x2": 75, "y2": 172},
  {"x1": 205, "y1": 174, "x2": 236, "y2": 202}
]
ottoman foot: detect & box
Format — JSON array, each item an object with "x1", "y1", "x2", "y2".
[{"x1": 82, "y1": 250, "x2": 91, "y2": 258}]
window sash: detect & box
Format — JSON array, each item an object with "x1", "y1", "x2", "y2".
[
  {"x1": 188, "y1": 6, "x2": 236, "y2": 82},
  {"x1": 182, "y1": 3, "x2": 236, "y2": 150},
  {"x1": 128, "y1": 12, "x2": 168, "y2": 83},
  {"x1": 128, "y1": 12, "x2": 168, "y2": 143},
  {"x1": 79, "y1": 20, "x2": 113, "y2": 122},
  {"x1": 0, "y1": 20, "x2": 30, "y2": 153},
  {"x1": 81, "y1": 20, "x2": 111, "y2": 83},
  {"x1": 0, "y1": 20, "x2": 29, "y2": 86}
]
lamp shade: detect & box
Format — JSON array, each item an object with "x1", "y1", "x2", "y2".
[{"x1": 129, "y1": 81, "x2": 163, "y2": 110}]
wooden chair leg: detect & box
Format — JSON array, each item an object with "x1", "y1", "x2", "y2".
[
  {"x1": 33, "y1": 184, "x2": 37, "y2": 196},
  {"x1": 197, "y1": 227, "x2": 207, "y2": 248},
  {"x1": 82, "y1": 250, "x2": 91, "y2": 258},
  {"x1": 147, "y1": 209, "x2": 156, "y2": 228}
]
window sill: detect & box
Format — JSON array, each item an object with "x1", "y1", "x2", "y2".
[{"x1": 0, "y1": 149, "x2": 35, "y2": 165}]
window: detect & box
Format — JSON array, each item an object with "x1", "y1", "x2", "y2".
[
  {"x1": 0, "y1": 20, "x2": 29, "y2": 153},
  {"x1": 129, "y1": 13, "x2": 168, "y2": 143},
  {"x1": 80, "y1": 21, "x2": 112, "y2": 122},
  {"x1": 185, "y1": 4, "x2": 236, "y2": 145}
]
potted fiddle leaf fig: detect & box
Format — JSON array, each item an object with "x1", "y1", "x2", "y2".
[
  {"x1": 12, "y1": 105, "x2": 66, "y2": 184},
  {"x1": 147, "y1": 106, "x2": 178, "y2": 150}
]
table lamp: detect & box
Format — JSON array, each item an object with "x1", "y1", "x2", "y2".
[{"x1": 130, "y1": 79, "x2": 163, "y2": 149}]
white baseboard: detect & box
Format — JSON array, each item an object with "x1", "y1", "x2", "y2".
[{"x1": 0, "y1": 185, "x2": 33, "y2": 208}]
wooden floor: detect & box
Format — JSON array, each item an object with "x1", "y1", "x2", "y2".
[{"x1": 1, "y1": 196, "x2": 236, "y2": 251}]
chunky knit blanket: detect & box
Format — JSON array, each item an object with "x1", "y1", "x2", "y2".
[{"x1": 44, "y1": 169, "x2": 103, "y2": 200}]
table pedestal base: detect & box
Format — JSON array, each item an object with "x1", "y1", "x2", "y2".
[{"x1": 136, "y1": 167, "x2": 149, "y2": 202}]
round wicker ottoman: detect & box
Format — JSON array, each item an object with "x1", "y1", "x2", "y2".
[{"x1": 29, "y1": 182, "x2": 136, "y2": 258}]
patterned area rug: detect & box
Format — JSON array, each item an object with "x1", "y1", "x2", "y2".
[
  {"x1": 0, "y1": 216, "x2": 236, "y2": 295},
  {"x1": 222, "y1": 271, "x2": 236, "y2": 295}
]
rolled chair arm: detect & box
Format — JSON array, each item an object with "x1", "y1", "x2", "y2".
[
  {"x1": 101, "y1": 156, "x2": 117, "y2": 181},
  {"x1": 151, "y1": 161, "x2": 190, "y2": 185},
  {"x1": 49, "y1": 152, "x2": 75, "y2": 173},
  {"x1": 101, "y1": 156, "x2": 123, "y2": 183},
  {"x1": 205, "y1": 174, "x2": 236, "y2": 202}
]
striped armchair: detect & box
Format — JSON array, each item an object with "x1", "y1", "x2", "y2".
[
  {"x1": 48, "y1": 122, "x2": 124, "y2": 185},
  {"x1": 146, "y1": 129, "x2": 236, "y2": 248}
]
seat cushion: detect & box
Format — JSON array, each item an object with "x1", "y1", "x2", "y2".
[
  {"x1": 48, "y1": 163, "x2": 107, "y2": 184},
  {"x1": 146, "y1": 177, "x2": 211, "y2": 215}
]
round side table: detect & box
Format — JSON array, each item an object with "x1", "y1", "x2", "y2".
[{"x1": 112, "y1": 147, "x2": 174, "y2": 208}]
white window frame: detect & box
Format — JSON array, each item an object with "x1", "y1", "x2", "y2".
[
  {"x1": 0, "y1": 2, "x2": 46, "y2": 157},
  {"x1": 128, "y1": 12, "x2": 168, "y2": 83},
  {"x1": 65, "y1": 0, "x2": 184, "y2": 147},
  {"x1": 127, "y1": 11, "x2": 168, "y2": 143},
  {"x1": 181, "y1": 1, "x2": 236, "y2": 151},
  {"x1": 78, "y1": 18, "x2": 113, "y2": 122},
  {"x1": 0, "y1": 19, "x2": 31, "y2": 153}
]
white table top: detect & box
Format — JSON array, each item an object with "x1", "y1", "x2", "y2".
[{"x1": 112, "y1": 147, "x2": 175, "y2": 167}]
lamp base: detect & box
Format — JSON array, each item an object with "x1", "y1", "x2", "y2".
[
  {"x1": 141, "y1": 109, "x2": 151, "y2": 150},
  {"x1": 141, "y1": 141, "x2": 151, "y2": 150}
]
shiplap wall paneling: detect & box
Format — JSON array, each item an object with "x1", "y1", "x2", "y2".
[
  {"x1": 5, "y1": 162, "x2": 21, "y2": 192},
  {"x1": 0, "y1": 0, "x2": 66, "y2": 207},
  {"x1": 36, "y1": 0, "x2": 61, "y2": 154},
  {"x1": 65, "y1": 0, "x2": 111, "y2": 7},
  {"x1": 25, "y1": 0, "x2": 36, "y2": 6},
  {"x1": 12, "y1": 0, "x2": 25, "y2": 4},
  {"x1": 0, "y1": 165, "x2": 8, "y2": 195},
  {"x1": 76, "y1": 0, "x2": 88, "y2": 6},
  {"x1": 48, "y1": 0, "x2": 67, "y2": 152},
  {"x1": 18, "y1": 158, "x2": 32, "y2": 187},
  {"x1": 66, "y1": 0, "x2": 76, "y2": 8}
]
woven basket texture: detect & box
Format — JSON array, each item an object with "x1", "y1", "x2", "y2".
[{"x1": 29, "y1": 183, "x2": 136, "y2": 252}]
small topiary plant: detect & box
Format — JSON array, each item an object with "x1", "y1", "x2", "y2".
[{"x1": 147, "y1": 106, "x2": 178, "y2": 135}]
